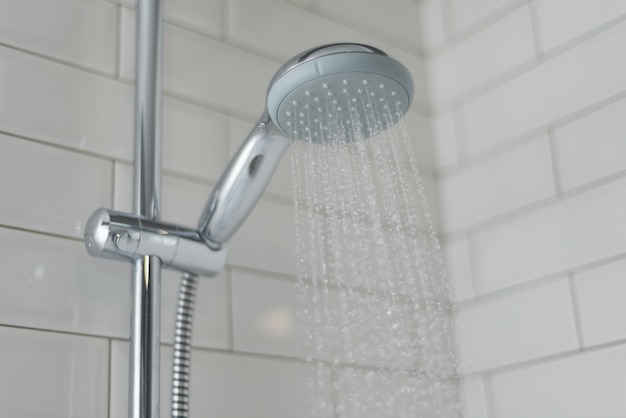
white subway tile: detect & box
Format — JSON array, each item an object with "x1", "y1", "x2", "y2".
[
  {"x1": 455, "y1": 278, "x2": 578, "y2": 373},
  {"x1": 439, "y1": 136, "x2": 555, "y2": 233},
  {"x1": 229, "y1": 199, "x2": 296, "y2": 275},
  {"x1": 0, "y1": 0, "x2": 117, "y2": 74},
  {"x1": 120, "y1": 11, "x2": 279, "y2": 119},
  {"x1": 163, "y1": 0, "x2": 223, "y2": 37},
  {"x1": 459, "y1": 20, "x2": 626, "y2": 156},
  {"x1": 315, "y1": 0, "x2": 420, "y2": 51},
  {"x1": 573, "y1": 258, "x2": 626, "y2": 348},
  {"x1": 417, "y1": 0, "x2": 447, "y2": 52},
  {"x1": 189, "y1": 350, "x2": 322, "y2": 418},
  {"x1": 0, "y1": 134, "x2": 112, "y2": 238},
  {"x1": 0, "y1": 327, "x2": 108, "y2": 418},
  {"x1": 553, "y1": 97, "x2": 626, "y2": 191},
  {"x1": 0, "y1": 227, "x2": 131, "y2": 337},
  {"x1": 229, "y1": 0, "x2": 382, "y2": 62},
  {"x1": 426, "y1": 5, "x2": 535, "y2": 106},
  {"x1": 113, "y1": 0, "x2": 222, "y2": 37},
  {"x1": 442, "y1": 235, "x2": 474, "y2": 302},
  {"x1": 470, "y1": 176, "x2": 626, "y2": 294},
  {"x1": 231, "y1": 269, "x2": 299, "y2": 357},
  {"x1": 112, "y1": 341, "x2": 323, "y2": 418},
  {"x1": 448, "y1": 0, "x2": 517, "y2": 34},
  {"x1": 490, "y1": 344, "x2": 626, "y2": 418},
  {"x1": 461, "y1": 376, "x2": 490, "y2": 418},
  {"x1": 534, "y1": 0, "x2": 626, "y2": 52},
  {"x1": 430, "y1": 111, "x2": 459, "y2": 169},
  {"x1": 230, "y1": 117, "x2": 294, "y2": 200},
  {"x1": 163, "y1": 97, "x2": 230, "y2": 181},
  {"x1": 0, "y1": 45, "x2": 133, "y2": 160}
]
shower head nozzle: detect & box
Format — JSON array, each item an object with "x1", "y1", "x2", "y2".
[{"x1": 266, "y1": 43, "x2": 414, "y2": 142}]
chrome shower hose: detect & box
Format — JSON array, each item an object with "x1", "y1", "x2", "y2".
[{"x1": 171, "y1": 272, "x2": 198, "y2": 418}]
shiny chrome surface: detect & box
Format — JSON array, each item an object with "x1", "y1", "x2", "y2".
[
  {"x1": 171, "y1": 272, "x2": 198, "y2": 418},
  {"x1": 85, "y1": 208, "x2": 227, "y2": 277},
  {"x1": 131, "y1": 0, "x2": 163, "y2": 417},
  {"x1": 197, "y1": 111, "x2": 290, "y2": 246}
]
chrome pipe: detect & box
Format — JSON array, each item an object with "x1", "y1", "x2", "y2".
[{"x1": 131, "y1": 0, "x2": 163, "y2": 417}]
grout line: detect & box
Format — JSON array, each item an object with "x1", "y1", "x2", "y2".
[
  {"x1": 439, "y1": 0, "x2": 455, "y2": 41},
  {"x1": 465, "y1": 338, "x2": 626, "y2": 378},
  {"x1": 224, "y1": 266, "x2": 235, "y2": 351},
  {"x1": 450, "y1": 107, "x2": 469, "y2": 161},
  {"x1": 107, "y1": 338, "x2": 113, "y2": 418},
  {"x1": 567, "y1": 273, "x2": 586, "y2": 349},
  {"x1": 427, "y1": 14, "x2": 626, "y2": 115},
  {"x1": 482, "y1": 373, "x2": 496, "y2": 418},
  {"x1": 0, "y1": 41, "x2": 118, "y2": 80},
  {"x1": 437, "y1": 89, "x2": 626, "y2": 180},
  {"x1": 442, "y1": 167, "x2": 626, "y2": 241},
  {"x1": 455, "y1": 251, "x2": 626, "y2": 308},
  {"x1": 546, "y1": 128, "x2": 564, "y2": 197},
  {"x1": 111, "y1": 160, "x2": 118, "y2": 209},
  {"x1": 114, "y1": 4, "x2": 122, "y2": 79},
  {"x1": 526, "y1": 0, "x2": 544, "y2": 58},
  {"x1": 0, "y1": 223, "x2": 85, "y2": 243},
  {"x1": 463, "y1": 231, "x2": 479, "y2": 300},
  {"x1": 220, "y1": 0, "x2": 229, "y2": 42}
]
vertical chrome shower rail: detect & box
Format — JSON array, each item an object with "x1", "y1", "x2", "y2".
[{"x1": 131, "y1": 0, "x2": 163, "y2": 417}]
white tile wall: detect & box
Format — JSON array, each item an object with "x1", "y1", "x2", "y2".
[
  {"x1": 315, "y1": 0, "x2": 421, "y2": 51},
  {"x1": 573, "y1": 258, "x2": 626, "y2": 348},
  {"x1": 470, "y1": 176, "x2": 626, "y2": 294},
  {"x1": 417, "y1": 0, "x2": 447, "y2": 53},
  {"x1": 448, "y1": 0, "x2": 519, "y2": 34},
  {"x1": 532, "y1": 0, "x2": 626, "y2": 52},
  {"x1": 231, "y1": 269, "x2": 299, "y2": 357},
  {"x1": 460, "y1": 377, "x2": 489, "y2": 418},
  {"x1": 229, "y1": 199, "x2": 297, "y2": 275},
  {"x1": 0, "y1": 0, "x2": 117, "y2": 75},
  {"x1": 426, "y1": 0, "x2": 626, "y2": 415},
  {"x1": 120, "y1": 11, "x2": 279, "y2": 119},
  {"x1": 0, "y1": 44, "x2": 134, "y2": 160},
  {"x1": 0, "y1": 133, "x2": 112, "y2": 238},
  {"x1": 553, "y1": 96, "x2": 626, "y2": 192},
  {"x1": 439, "y1": 136, "x2": 555, "y2": 233},
  {"x1": 426, "y1": 4, "x2": 535, "y2": 107},
  {"x1": 228, "y1": 0, "x2": 383, "y2": 63},
  {"x1": 490, "y1": 344, "x2": 626, "y2": 418},
  {"x1": 0, "y1": 326, "x2": 109, "y2": 418},
  {"x1": 112, "y1": 0, "x2": 223, "y2": 37},
  {"x1": 459, "y1": 19, "x2": 626, "y2": 157},
  {"x1": 455, "y1": 278, "x2": 578, "y2": 373},
  {"x1": 0, "y1": 227, "x2": 129, "y2": 337},
  {"x1": 163, "y1": 97, "x2": 230, "y2": 181}
]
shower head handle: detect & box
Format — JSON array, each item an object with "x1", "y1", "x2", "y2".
[{"x1": 197, "y1": 111, "x2": 290, "y2": 246}]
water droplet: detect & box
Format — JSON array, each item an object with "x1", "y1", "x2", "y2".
[
  {"x1": 292, "y1": 100, "x2": 298, "y2": 106},
  {"x1": 305, "y1": 90, "x2": 311, "y2": 96},
  {"x1": 362, "y1": 79, "x2": 369, "y2": 85},
  {"x1": 342, "y1": 79, "x2": 349, "y2": 85},
  {"x1": 286, "y1": 111, "x2": 291, "y2": 116},
  {"x1": 322, "y1": 83, "x2": 329, "y2": 89},
  {"x1": 379, "y1": 83, "x2": 385, "y2": 89}
]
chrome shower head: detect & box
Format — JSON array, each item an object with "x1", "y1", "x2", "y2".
[
  {"x1": 198, "y1": 43, "x2": 414, "y2": 246},
  {"x1": 266, "y1": 43, "x2": 414, "y2": 142}
]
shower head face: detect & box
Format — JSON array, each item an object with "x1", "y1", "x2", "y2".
[{"x1": 266, "y1": 43, "x2": 414, "y2": 143}]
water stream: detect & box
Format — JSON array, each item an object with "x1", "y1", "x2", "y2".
[{"x1": 288, "y1": 89, "x2": 462, "y2": 418}]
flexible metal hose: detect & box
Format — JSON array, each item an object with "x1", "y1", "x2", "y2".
[{"x1": 171, "y1": 272, "x2": 198, "y2": 417}]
